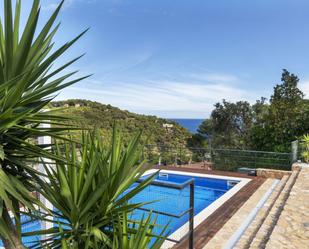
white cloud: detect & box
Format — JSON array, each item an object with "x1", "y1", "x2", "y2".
[
  {"x1": 42, "y1": 0, "x2": 73, "y2": 11},
  {"x1": 300, "y1": 80, "x2": 309, "y2": 98},
  {"x1": 42, "y1": 3, "x2": 59, "y2": 11},
  {"x1": 57, "y1": 78, "x2": 254, "y2": 118},
  {"x1": 42, "y1": 0, "x2": 95, "y2": 11},
  {"x1": 189, "y1": 73, "x2": 239, "y2": 83}
]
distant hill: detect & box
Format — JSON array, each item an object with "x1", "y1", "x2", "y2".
[{"x1": 50, "y1": 99, "x2": 192, "y2": 150}]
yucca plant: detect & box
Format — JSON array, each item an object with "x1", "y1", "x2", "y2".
[
  {"x1": 26, "y1": 128, "x2": 166, "y2": 248},
  {"x1": 0, "y1": 0, "x2": 88, "y2": 247},
  {"x1": 0, "y1": 1, "x2": 166, "y2": 248},
  {"x1": 59, "y1": 212, "x2": 166, "y2": 249},
  {"x1": 112, "y1": 211, "x2": 167, "y2": 249}
]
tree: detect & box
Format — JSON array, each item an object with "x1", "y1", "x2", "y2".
[
  {"x1": 187, "y1": 133, "x2": 208, "y2": 148},
  {"x1": 271, "y1": 69, "x2": 304, "y2": 104},
  {"x1": 199, "y1": 70, "x2": 309, "y2": 153},
  {"x1": 198, "y1": 100, "x2": 253, "y2": 149},
  {"x1": 269, "y1": 69, "x2": 305, "y2": 151},
  {"x1": 246, "y1": 98, "x2": 271, "y2": 150},
  {"x1": 250, "y1": 69, "x2": 308, "y2": 152}
]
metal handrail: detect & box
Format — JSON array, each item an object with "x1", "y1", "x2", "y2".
[
  {"x1": 143, "y1": 144, "x2": 293, "y2": 170},
  {"x1": 136, "y1": 178, "x2": 194, "y2": 189},
  {"x1": 136, "y1": 178, "x2": 195, "y2": 249},
  {"x1": 145, "y1": 144, "x2": 292, "y2": 155}
]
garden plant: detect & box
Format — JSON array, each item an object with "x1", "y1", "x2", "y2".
[{"x1": 0, "y1": 0, "x2": 165, "y2": 248}]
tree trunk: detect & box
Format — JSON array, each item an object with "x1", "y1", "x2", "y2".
[{"x1": 0, "y1": 208, "x2": 24, "y2": 249}]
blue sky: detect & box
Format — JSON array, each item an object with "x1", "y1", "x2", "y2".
[{"x1": 4, "y1": 0, "x2": 309, "y2": 118}]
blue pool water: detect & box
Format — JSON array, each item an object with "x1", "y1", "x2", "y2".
[
  {"x1": 0, "y1": 215, "x2": 41, "y2": 247},
  {"x1": 130, "y1": 173, "x2": 238, "y2": 237},
  {"x1": 0, "y1": 173, "x2": 238, "y2": 246}
]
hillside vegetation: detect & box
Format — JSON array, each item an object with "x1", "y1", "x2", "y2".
[{"x1": 51, "y1": 99, "x2": 191, "y2": 150}]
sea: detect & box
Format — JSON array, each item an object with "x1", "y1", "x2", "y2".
[{"x1": 171, "y1": 119, "x2": 204, "y2": 133}]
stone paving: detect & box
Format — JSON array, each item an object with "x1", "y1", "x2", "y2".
[
  {"x1": 249, "y1": 171, "x2": 298, "y2": 249},
  {"x1": 265, "y1": 165, "x2": 309, "y2": 249},
  {"x1": 249, "y1": 170, "x2": 299, "y2": 249},
  {"x1": 234, "y1": 175, "x2": 289, "y2": 249},
  {"x1": 204, "y1": 179, "x2": 276, "y2": 249},
  {"x1": 202, "y1": 163, "x2": 309, "y2": 249}
]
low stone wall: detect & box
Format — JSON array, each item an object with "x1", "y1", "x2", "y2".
[
  {"x1": 291, "y1": 162, "x2": 308, "y2": 171},
  {"x1": 256, "y1": 168, "x2": 291, "y2": 179}
]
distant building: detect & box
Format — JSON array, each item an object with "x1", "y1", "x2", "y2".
[{"x1": 163, "y1": 123, "x2": 174, "y2": 129}]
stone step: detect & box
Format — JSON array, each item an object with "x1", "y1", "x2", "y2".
[
  {"x1": 204, "y1": 179, "x2": 276, "y2": 249},
  {"x1": 264, "y1": 165, "x2": 309, "y2": 249},
  {"x1": 233, "y1": 175, "x2": 290, "y2": 249},
  {"x1": 248, "y1": 170, "x2": 299, "y2": 249}
]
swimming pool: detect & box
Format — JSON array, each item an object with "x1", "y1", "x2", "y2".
[
  {"x1": 0, "y1": 170, "x2": 250, "y2": 248},
  {"x1": 0, "y1": 215, "x2": 41, "y2": 248},
  {"x1": 129, "y1": 170, "x2": 250, "y2": 246}
]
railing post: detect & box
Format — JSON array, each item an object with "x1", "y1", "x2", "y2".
[
  {"x1": 175, "y1": 148, "x2": 178, "y2": 166},
  {"x1": 38, "y1": 121, "x2": 54, "y2": 238},
  {"x1": 291, "y1": 140, "x2": 299, "y2": 163},
  {"x1": 189, "y1": 182, "x2": 194, "y2": 249},
  {"x1": 180, "y1": 146, "x2": 182, "y2": 165}
]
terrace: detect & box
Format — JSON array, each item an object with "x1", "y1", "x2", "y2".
[
  {"x1": 134, "y1": 140, "x2": 308, "y2": 248},
  {"x1": 1, "y1": 134, "x2": 306, "y2": 249},
  {"x1": 1, "y1": 161, "x2": 307, "y2": 249},
  {"x1": 149, "y1": 162, "x2": 309, "y2": 249}
]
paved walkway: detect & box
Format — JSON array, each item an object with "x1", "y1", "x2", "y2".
[
  {"x1": 265, "y1": 166, "x2": 309, "y2": 249},
  {"x1": 201, "y1": 163, "x2": 309, "y2": 249},
  {"x1": 204, "y1": 179, "x2": 276, "y2": 249}
]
